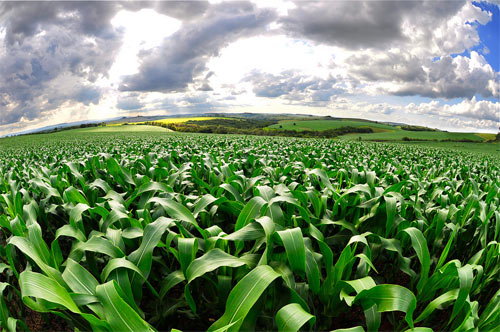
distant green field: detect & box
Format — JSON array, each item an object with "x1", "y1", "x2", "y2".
[
  {"x1": 338, "y1": 130, "x2": 485, "y2": 142},
  {"x1": 269, "y1": 119, "x2": 394, "y2": 132},
  {"x1": 397, "y1": 140, "x2": 500, "y2": 155},
  {"x1": 269, "y1": 119, "x2": 492, "y2": 143}
]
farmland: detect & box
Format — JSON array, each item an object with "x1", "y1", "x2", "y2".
[
  {"x1": 270, "y1": 120, "x2": 491, "y2": 143},
  {"x1": 337, "y1": 131, "x2": 485, "y2": 142},
  {"x1": 0, "y1": 130, "x2": 499, "y2": 332},
  {"x1": 268, "y1": 120, "x2": 395, "y2": 133}
]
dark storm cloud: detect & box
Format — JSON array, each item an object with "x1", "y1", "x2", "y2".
[
  {"x1": 0, "y1": 1, "x2": 125, "y2": 125},
  {"x1": 118, "y1": 1, "x2": 209, "y2": 21},
  {"x1": 0, "y1": 1, "x2": 218, "y2": 126},
  {"x1": 120, "y1": 2, "x2": 277, "y2": 92},
  {"x1": 76, "y1": 86, "x2": 101, "y2": 106},
  {"x1": 347, "y1": 52, "x2": 427, "y2": 83},
  {"x1": 116, "y1": 95, "x2": 144, "y2": 110},
  {"x1": 0, "y1": 1, "x2": 122, "y2": 44},
  {"x1": 281, "y1": 0, "x2": 466, "y2": 50},
  {"x1": 281, "y1": 1, "x2": 414, "y2": 49},
  {"x1": 0, "y1": 0, "x2": 210, "y2": 44},
  {"x1": 152, "y1": 1, "x2": 210, "y2": 20}
]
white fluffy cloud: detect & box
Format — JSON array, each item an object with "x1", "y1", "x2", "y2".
[
  {"x1": 406, "y1": 97, "x2": 499, "y2": 122},
  {"x1": 0, "y1": 0, "x2": 499, "y2": 136}
]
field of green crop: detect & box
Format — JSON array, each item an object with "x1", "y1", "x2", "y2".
[
  {"x1": 338, "y1": 131, "x2": 486, "y2": 142},
  {"x1": 397, "y1": 141, "x2": 500, "y2": 156},
  {"x1": 269, "y1": 120, "x2": 394, "y2": 132},
  {"x1": 0, "y1": 131, "x2": 499, "y2": 332}
]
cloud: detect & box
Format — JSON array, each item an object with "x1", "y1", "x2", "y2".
[
  {"x1": 347, "y1": 51, "x2": 427, "y2": 83},
  {"x1": 0, "y1": 2, "x2": 121, "y2": 44},
  {"x1": 116, "y1": 95, "x2": 144, "y2": 111},
  {"x1": 0, "y1": 1, "x2": 498, "y2": 135},
  {"x1": 347, "y1": 50, "x2": 498, "y2": 99},
  {"x1": 281, "y1": 1, "x2": 490, "y2": 57},
  {"x1": 0, "y1": 2, "x2": 124, "y2": 125},
  {"x1": 120, "y1": 2, "x2": 276, "y2": 92},
  {"x1": 245, "y1": 70, "x2": 344, "y2": 106},
  {"x1": 389, "y1": 52, "x2": 498, "y2": 99},
  {"x1": 281, "y1": 1, "x2": 417, "y2": 49},
  {"x1": 406, "y1": 97, "x2": 500, "y2": 122},
  {"x1": 75, "y1": 86, "x2": 101, "y2": 106},
  {"x1": 153, "y1": 1, "x2": 210, "y2": 20}
]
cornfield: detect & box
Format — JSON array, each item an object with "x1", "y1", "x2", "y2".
[{"x1": 0, "y1": 133, "x2": 499, "y2": 331}]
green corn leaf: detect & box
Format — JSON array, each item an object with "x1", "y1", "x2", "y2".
[
  {"x1": 19, "y1": 270, "x2": 80, "y2": 313},
  {"x1": 220, "y1": 183, "x2": 244, "y2": 203},
  {"x1": 9, "y1": 236, "x2": 64, "y2": 286},
  {"x1": 402, "y1": 227, "x2": 430, "y2": 294},
  {"x1": 193, "y1": 194, "x2": 217, "y2": 217},
  {"x1": 354, "y1": 284, "x2": 417, "y2": 329},
  {"x1": 64, "y1": 186, "x2": 89, "y2": 205},
  {"x1": 275, "y1": 303, "x2": 315, "y2": 332},
  {"x1": 305, "y1": 248, "x2": 321, "y2": 294},
  {"x1": 184, "y1": 284, "x2": 197, "y2": 315},
  {"x1": 147, "y1": 197, "x2": 198, "y2": 225},
  {"x1": 96, "y1": 281, "x2": 154, "y2": 332},
  {"x1": 339, "y1": 277, "x2": 376, "y2": 306},
  {"x1": 72, "y1": 235, "x2": 125, "y2": 259},
  {"x1": 277, "y1": 227, "x2": 306, "y2": 274},
  {"x1": 450, "y1": 264, "x2": 473, "y2": 322},
  {"x1": 363, "y1": 303, "x2": 380, "y2": 332},
  {"x1": 100, "y1": 257, "x2": 146, "y2": 283},
  {"x1": 223, "y1": 222, "x2": 265, "y2": 241},
  {"x1": 62, "y1": 258, "x2": 99, "y2": 296},
  {"x1": 186, "y1": 248, "x2": 247, "y2": 283},
  {"x1": 415, "y1": 289, "x2": 458, "y2": 323},
  {"x1": 208, "y1": 265, "x2": 280, "y2": 332},
  {"x1": 385, "y1": 196, "x2": 397, "y2": 237},
  {"x1": 478, "y1": 289, "x2": 500, "y2": 330},
  {"x1": 160, "y1": 270, "x2": 186, "y2": 299},
  {"x1": 330, "y1": 327, "x2": 365, "y2": 332},
  {"x1": 106, "y1": 157, "x2": 134, "y2": 188},
  {"x1": 178, "y1": 237, "x2": 199, "y2": 276},
  {"x1": 235, "y1": 197, "x2": 266, "y2": 231},
  {"x1": 129, "y1": 217, "x2": 173, "y2": 284}
]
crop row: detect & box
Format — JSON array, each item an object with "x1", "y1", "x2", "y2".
[{"x1": 0, "y1": 133, "x2": 498, "y2": 331}]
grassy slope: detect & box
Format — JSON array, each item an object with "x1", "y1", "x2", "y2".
[
  {"x1": 476, "y1": 133, "x2": 497, "y2": 140},
  {"x1": 269, "y1": 119, "x2": 491, "y2": 142},
  {"x1": 269, "y1": 119, "x2": 394, "y2": 132},
  {"x1": 338, "y1": 130, "x2": 485, "y2": 141}
]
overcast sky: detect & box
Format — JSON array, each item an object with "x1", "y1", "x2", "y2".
[{"x1": 0, "y1": 0, "x2": 499, "y2": 136}]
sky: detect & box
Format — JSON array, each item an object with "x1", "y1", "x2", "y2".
[{"x1": 0, "y1": 0, "x2": 499, "y2": 136}]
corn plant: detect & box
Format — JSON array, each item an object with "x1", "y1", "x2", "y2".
[{"x1": 0, "y1": 132, "x2": 498, "y2": 331}]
